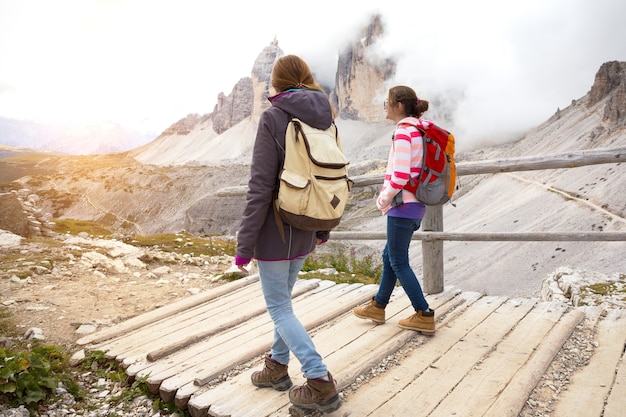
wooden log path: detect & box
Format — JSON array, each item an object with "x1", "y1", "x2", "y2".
[{"x1": 76, "y1": 275, "x2": 626, "y2": 417}]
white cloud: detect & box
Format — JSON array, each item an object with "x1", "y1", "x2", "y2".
[{"x1": 0, "y1": 0, "x2": 625, "y2": 146}]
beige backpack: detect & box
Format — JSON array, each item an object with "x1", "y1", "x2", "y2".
[{"x1": 274, "y1": 117, "x2": 352, "y2": 238}]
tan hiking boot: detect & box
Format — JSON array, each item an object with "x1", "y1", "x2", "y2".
[
  {"x1": 251, "y1": 355, "x2": 292, "y2": 391},
  {"x1": 398, "y1": 309, "x2": 435, "y2": 334},
  {"x1": 353, "y1": 298, "x2": 385, "y2": 324},
  {"x1": 289, "y1": 372, "x2": 342, "y2": 413}
]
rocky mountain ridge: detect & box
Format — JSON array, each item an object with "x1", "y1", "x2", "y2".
[{"x1": 2, "y1": 62, "x2": 625, "y2": 237}]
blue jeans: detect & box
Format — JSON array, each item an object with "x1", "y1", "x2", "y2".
[
  {"x1": 257, "y1": 257, "x2": 328, "y2": 379},
  {"x1": 374, "y1": 216, "x2": 429, "y2": 312}
]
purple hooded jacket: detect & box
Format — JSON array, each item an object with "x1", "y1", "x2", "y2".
[{"x1": 235, "y1": 88, "x2": 332, "y2": 262}]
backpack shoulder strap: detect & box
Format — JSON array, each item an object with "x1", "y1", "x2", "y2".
[
  {"x1": 291, "y1": 117, "x2": 304, "y2": 143},
  {"x1": 272, "y1": 111, "x2": 296, "y2": 244}
]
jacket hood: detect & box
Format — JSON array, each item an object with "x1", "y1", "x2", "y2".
[{"x1": 269, "y1": 89, "x2": 333, "y2": 130}]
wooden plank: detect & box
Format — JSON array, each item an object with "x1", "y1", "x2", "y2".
[
  {"x1": 327, "y1": 288, "x2": 470, "y2": 391},
  {"x1": 76, "y1": 274, "x2": 260, "y2": 345},
  {"x1": 93, "y1": 277, "x2": 283, "y2": 360},
  {"x1": 265, "y1": 289, "x2": 474, "y2": 417},
  {"x1": 455, "y1": 146, "x2": 626, "y2": 175},
  {"x1": 126, "y1": 280, "x2": 342, "y2": 382},
  {"x1": 109, "y1": 279, "x2": 321, "y2": 365},
  {"x1": 187, "y1": 287, "x2": 470, "y2": 417},
  {"x1": 171, "y1": 283, "x2": 378, "y2": 408},
  {"x1": 339, "y1": 294, "x2": 509, "y2": 417},
  {"x1": 270, "y1": 291, "x2": 488, "y2": 417},
  {"x1": 362, "y1": 298, "x2": 537, "y2": 416},
  {"x1": 552, "y1": 309, "x2": 626, "y2": 417},
  {"x1": 147, "y1": 285, "x2": 346, "y2": 400},
  {"x1": 124, "y1": 280, "x2": 340, "y2": 379},
  {"x1": 169, "y1": 285, "x2": 376, "y2": 408},
  {"x1": 247, "y1": 288, "x2": 468, "y2": 417},
  {"x1": 428, "y1": 301, "x2": 570, "y2": 417},
  {"x1": 195, "y1": 289, "x2": 417, "y2": 417},
  {"x1": 146, "y1": 280, "x2": 321, "y2": 362},
  {"x1": 214, "y1": 290, "x2": 481, "y2": 417},
  {"x1": 604, "y1": 319, "x2": 626, "y2": 417},
  {"x1": 483, "y1": 307, "x2": 586, "y2": 417}
]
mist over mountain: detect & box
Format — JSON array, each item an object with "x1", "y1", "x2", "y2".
[
  {"x1": 129, "y1": 16, "x2": 398, "y2": 167},
  {"x1": 0, "y1": 15, "x2": 482, "y2": 158}
]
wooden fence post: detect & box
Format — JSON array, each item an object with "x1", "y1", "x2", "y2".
[{"x1": 421, "y1": 205, "x2": 444, "y2": 294}]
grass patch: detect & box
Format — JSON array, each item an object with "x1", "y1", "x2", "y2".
[
  {"x1": 300, "y1": 270, "x2": 378, "y2": 285},
  {"x1": 582, "y1": 282, "x2": 617, "y2": 296},
  {"x1": 0, "y1": 306, "x2": 19, "y2": 339},
  {"x1": 51, "y1": 219, "x2": 113, "y2": 237},
  {"x1": 302, "y1": 250, "x2": 382, "y2": 285},
  {"x1": 130, "y1": 232, "x2": 236, "y2": 257}
]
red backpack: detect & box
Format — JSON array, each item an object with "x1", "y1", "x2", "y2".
[{"x1": 402, "y1": 120, "x2": 457, "y2": 206}]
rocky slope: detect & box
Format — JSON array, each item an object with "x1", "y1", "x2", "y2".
[{"x1": 430, "y1": 61, "x2": 626, "y2": 296}]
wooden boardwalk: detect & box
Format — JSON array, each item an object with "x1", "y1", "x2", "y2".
[{"x1": 75, "y1": 275, "x2": 626, "y2": 417}]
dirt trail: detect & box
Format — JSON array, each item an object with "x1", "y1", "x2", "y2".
[{"x1": 505, "y1": 172, "x2": 626, "y2": 224}]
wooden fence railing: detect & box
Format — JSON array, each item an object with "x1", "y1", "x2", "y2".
[{"x1": 218, "y1": 147, "x2": 626, "y2": 294}]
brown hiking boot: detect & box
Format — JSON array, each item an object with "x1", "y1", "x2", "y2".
[
  {"x1": 353, "y1": 298, "x2": 385, "y2": 324},
  {"x1": 251, "y1": 355, "x2": 292, "y2": 391},
  {"x1": 289, "y1": 372, "x2": 342, "y2": 413},
  {"x1": 398, "y1": 309, "x2": 435, "y2": 334}
]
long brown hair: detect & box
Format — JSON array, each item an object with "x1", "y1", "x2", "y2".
[
  {"x1": 388, "y1": 85, "x2": 429, "y2": 118},
  {"x1": 271, "y1": 55, "x2": 325, "y2": 93}
]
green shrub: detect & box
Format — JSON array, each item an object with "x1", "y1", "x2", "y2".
[
  {"x1": 0, "y1": 346, "x2": 82, "y2": 411},
  {"x1": 303, "y1": 248, "x2": 382, "y2": 284}
]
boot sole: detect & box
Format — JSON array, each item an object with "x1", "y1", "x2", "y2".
[
  {"x1": 291, "y1": 394, "x2": 342, "y2": 413},
  {"x1": 252, "y1": 376, "x2": 293, "y2": 391},
  {"x1": 397, "y1": 323, "x2": 435, "y2": 335},
  {"x1": 353, "y1": 311, "x2": 385, "y2": 324}
]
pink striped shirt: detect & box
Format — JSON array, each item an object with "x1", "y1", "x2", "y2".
[{"x1": 377, "y1": 117, "x2": 425, "y2": 211}]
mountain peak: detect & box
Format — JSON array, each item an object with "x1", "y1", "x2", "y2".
[
  {"x1": 587, "y1": 61, "x2": 626, "y2": 127},
  {"x1": 333, "y1": 14, "x2": 395, "y2": 123}
]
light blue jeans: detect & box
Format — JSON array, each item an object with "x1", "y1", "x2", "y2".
[
  {"x1": 374, "y1": 216, "x2": 429, "y2": 312},
  {"x1": 257, "y1": 257, "x2": 328, "y2": 379}
]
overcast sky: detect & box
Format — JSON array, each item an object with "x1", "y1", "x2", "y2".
[{"x1": 1, "y1": 0, "x2": 625, "y2": 147}]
